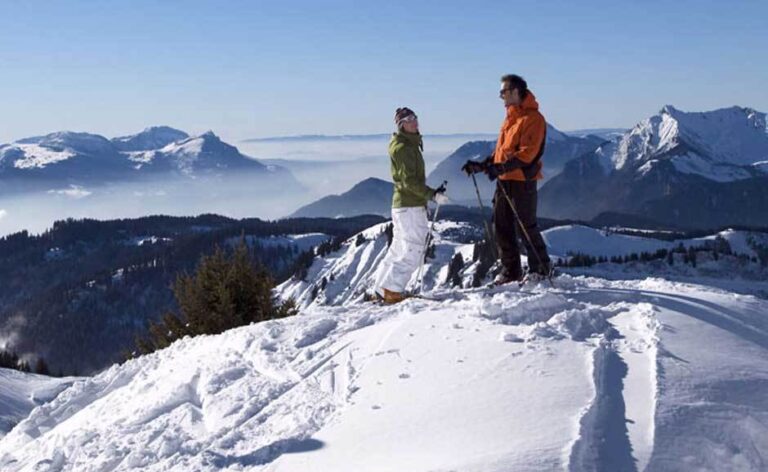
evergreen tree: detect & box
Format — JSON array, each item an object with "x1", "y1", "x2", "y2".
[
  {"x1": 136, "y1": 241, "x2": 296, "y2": 356},
  {"x1": 688, "y1": 247, "x2": 697, "y2": 268},
  {"x1": 35, "y1": 357, "x2": 51, "y2": 376}
]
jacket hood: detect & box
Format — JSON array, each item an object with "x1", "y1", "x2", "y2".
[{"x1": 507, "y1": 91, "x2": 539, "y2": 116}]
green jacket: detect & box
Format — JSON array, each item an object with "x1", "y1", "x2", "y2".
[{"x1": 389, "y1": 131, "x2": 435, "y2": 208}]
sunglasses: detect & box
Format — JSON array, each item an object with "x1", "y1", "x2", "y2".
[
  {"x1": 400, "y1": 114, "x2": 418, "y2": 123},
  {"x1": 499, "y1": 88, "x2": 514, "y2": 97}
]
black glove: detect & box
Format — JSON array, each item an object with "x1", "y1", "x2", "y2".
[
  {"x1": 485, "y1": 159, "x2": 524, "y2": 181},
  {"x1": 434, "y1": 183, "x2": 447, "y2": 195},
  {"x1": 485, "y1": 163, "x2": 505, "y2": 181},
  {"x1": 461, "y1": 155, "x2": 492, "y2": 176},
  {"x1": 461, "y1": 160, "x2": 485, "y2": 176}
]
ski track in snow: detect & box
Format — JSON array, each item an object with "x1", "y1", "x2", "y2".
[{"x1": 2, "y1": 224, "x2": 768, "y2": 471}]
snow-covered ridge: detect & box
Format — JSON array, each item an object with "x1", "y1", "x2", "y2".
[
  {"x1": 112, "y1": 126, "x2": 190, "y2": 152},
  {"x1": 277, "y1": 222, "x2": 768, "y2": 310},
  {"x1": 598, "y1": 105, "x2": 768, "y2": 181}
]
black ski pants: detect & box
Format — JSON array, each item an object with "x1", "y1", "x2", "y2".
[{"x1": 492, "y1": 179, "x2": 550, "y2": 278}]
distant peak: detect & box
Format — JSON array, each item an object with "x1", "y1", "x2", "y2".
[
  {"x1": 660, "y1": 104, "x2": 680, "y2": 116},
  {"x1": 141, "y1": 125, "x2": 188, "y2": 135},
  {"x1": 357, "y1": 177, "x2": 388, "y2": 185}
]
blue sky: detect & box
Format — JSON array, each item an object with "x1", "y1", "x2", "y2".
[{"x1": 1, "y1": 0, "x2": 766, "y2": 144}]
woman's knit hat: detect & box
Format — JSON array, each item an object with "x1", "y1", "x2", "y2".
[{"x1": 394, "y1": 107, "x2": 416, "y2": 127}]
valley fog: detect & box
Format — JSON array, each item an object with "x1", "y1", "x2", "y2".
[
  {"x1": 0, "y1": 174, "x2": 309, "y2": 237},
  {"x1": 0, "y1": 135, "x2": 494, "y2": 237}
]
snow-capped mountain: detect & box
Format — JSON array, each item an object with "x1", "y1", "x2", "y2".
[
  {"x1": 290, "y1": 177, "x2": 394, "y2": 218},
  {"x1": 600, "y1": 105, "x2": 767, "y2": 180},
  {"x1": 126, "y1": 131, "x2": 274, "y2": 175},
  {"x1": 540, "y1": 105, "x2": 768, "y2": 229},
  {"x1": 1, "y1": 222, "x2": 766, "y2": 471},
  {"x1": 427, "y1": 124, "x2": 605, "y2": 205},
  {"x1": 0, "y1": 131, "x2": 133, "y2": 181},
  {"x1": 0, "y1": 127, "x2": 299, "y2": 194},
  {"x1": 112, "y1": 126, "x2": 190, "y2": 152}
]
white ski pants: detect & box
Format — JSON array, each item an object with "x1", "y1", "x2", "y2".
[{"x1": 375, "y1": 206, "x2": 429, "y2": 296}]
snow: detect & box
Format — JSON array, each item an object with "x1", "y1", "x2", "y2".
[
  {"x1": 112, "y1": 127, "x2": 189, "y2": 152},
  {"x1": 229, "y1": 233, "x2": 331, "y2": 253},
  {"x1": 0, "y1": 369, "x2": 77, "y2": 439},
  {"x1": 544, "y1": 225, "x2": 669, "y2": 258},
  {"x1": 159, "y1": 137, "x2": 205, "y2": 173},
  {"x1": 543, "y1": 224, "x2": 767, "y2": 260},
  {"x1": 127, "y1": 236, "x2": 173, "y2": 246},
  {"x1": 1, "y1": 221, "x2": 767, "y2": 471},
  {"x1": 671, "y1": 152, "x2": 754, "y2": 182},
  {"x1": 10, "y1": 144, "x2": 75, "y2": 169}
]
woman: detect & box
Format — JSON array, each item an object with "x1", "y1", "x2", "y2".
[{"x1": 374, "y1": 107, "x2": 448, "y2": 304}]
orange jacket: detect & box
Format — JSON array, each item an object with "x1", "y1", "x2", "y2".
[{"x1": 493, "y1": 91, "x2": 546, "y2": 181}]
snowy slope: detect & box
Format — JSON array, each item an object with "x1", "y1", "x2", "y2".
[
  {"x1": 543, "y1": 225, "x2": 768, "y2": 259},
  {"x1": 1, "y1": 223, "x2": 767, "y2": 471},
  {"x1": 0, "y1": 369, "x2": 77, "y2": 439},
  {"x1": 1, "y1": 275, "x2": 766, "y2": 471}
]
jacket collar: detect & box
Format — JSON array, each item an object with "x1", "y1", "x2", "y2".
[
  {"x1": 395, "y1": 130, "x2": 423, "y2": 150},
  {"x1": 506, "y1": 91, "x2": 539, "y2": 118}
]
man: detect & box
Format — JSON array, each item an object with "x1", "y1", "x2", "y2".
[
  {"x1": 374, "y1": 107, "x2": 448, "y2": 303},
  {"x1": 462, "y1": 74, "x2": 551, "y2": 284}
]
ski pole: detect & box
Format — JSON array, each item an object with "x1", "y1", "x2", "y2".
[
  {"x1": 470, "y1": 172, "x2": 498, "y2": 260},
  {"x1": 496, "y1": 181, "x2": 553, "y2": 285},
  {"x1": 415, "y1": 180, "x2": 447, "y2": 294}
]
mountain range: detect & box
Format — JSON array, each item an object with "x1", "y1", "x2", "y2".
[
  {"x1": 292, "y1": 105, "x2": 768, "y2": 231},
  {"x1": 539, "y1": 105, "x2": 768, "y2": 229},
  {"x1": 0, "y1": 127, "x2": 299, "y2": 195}
]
